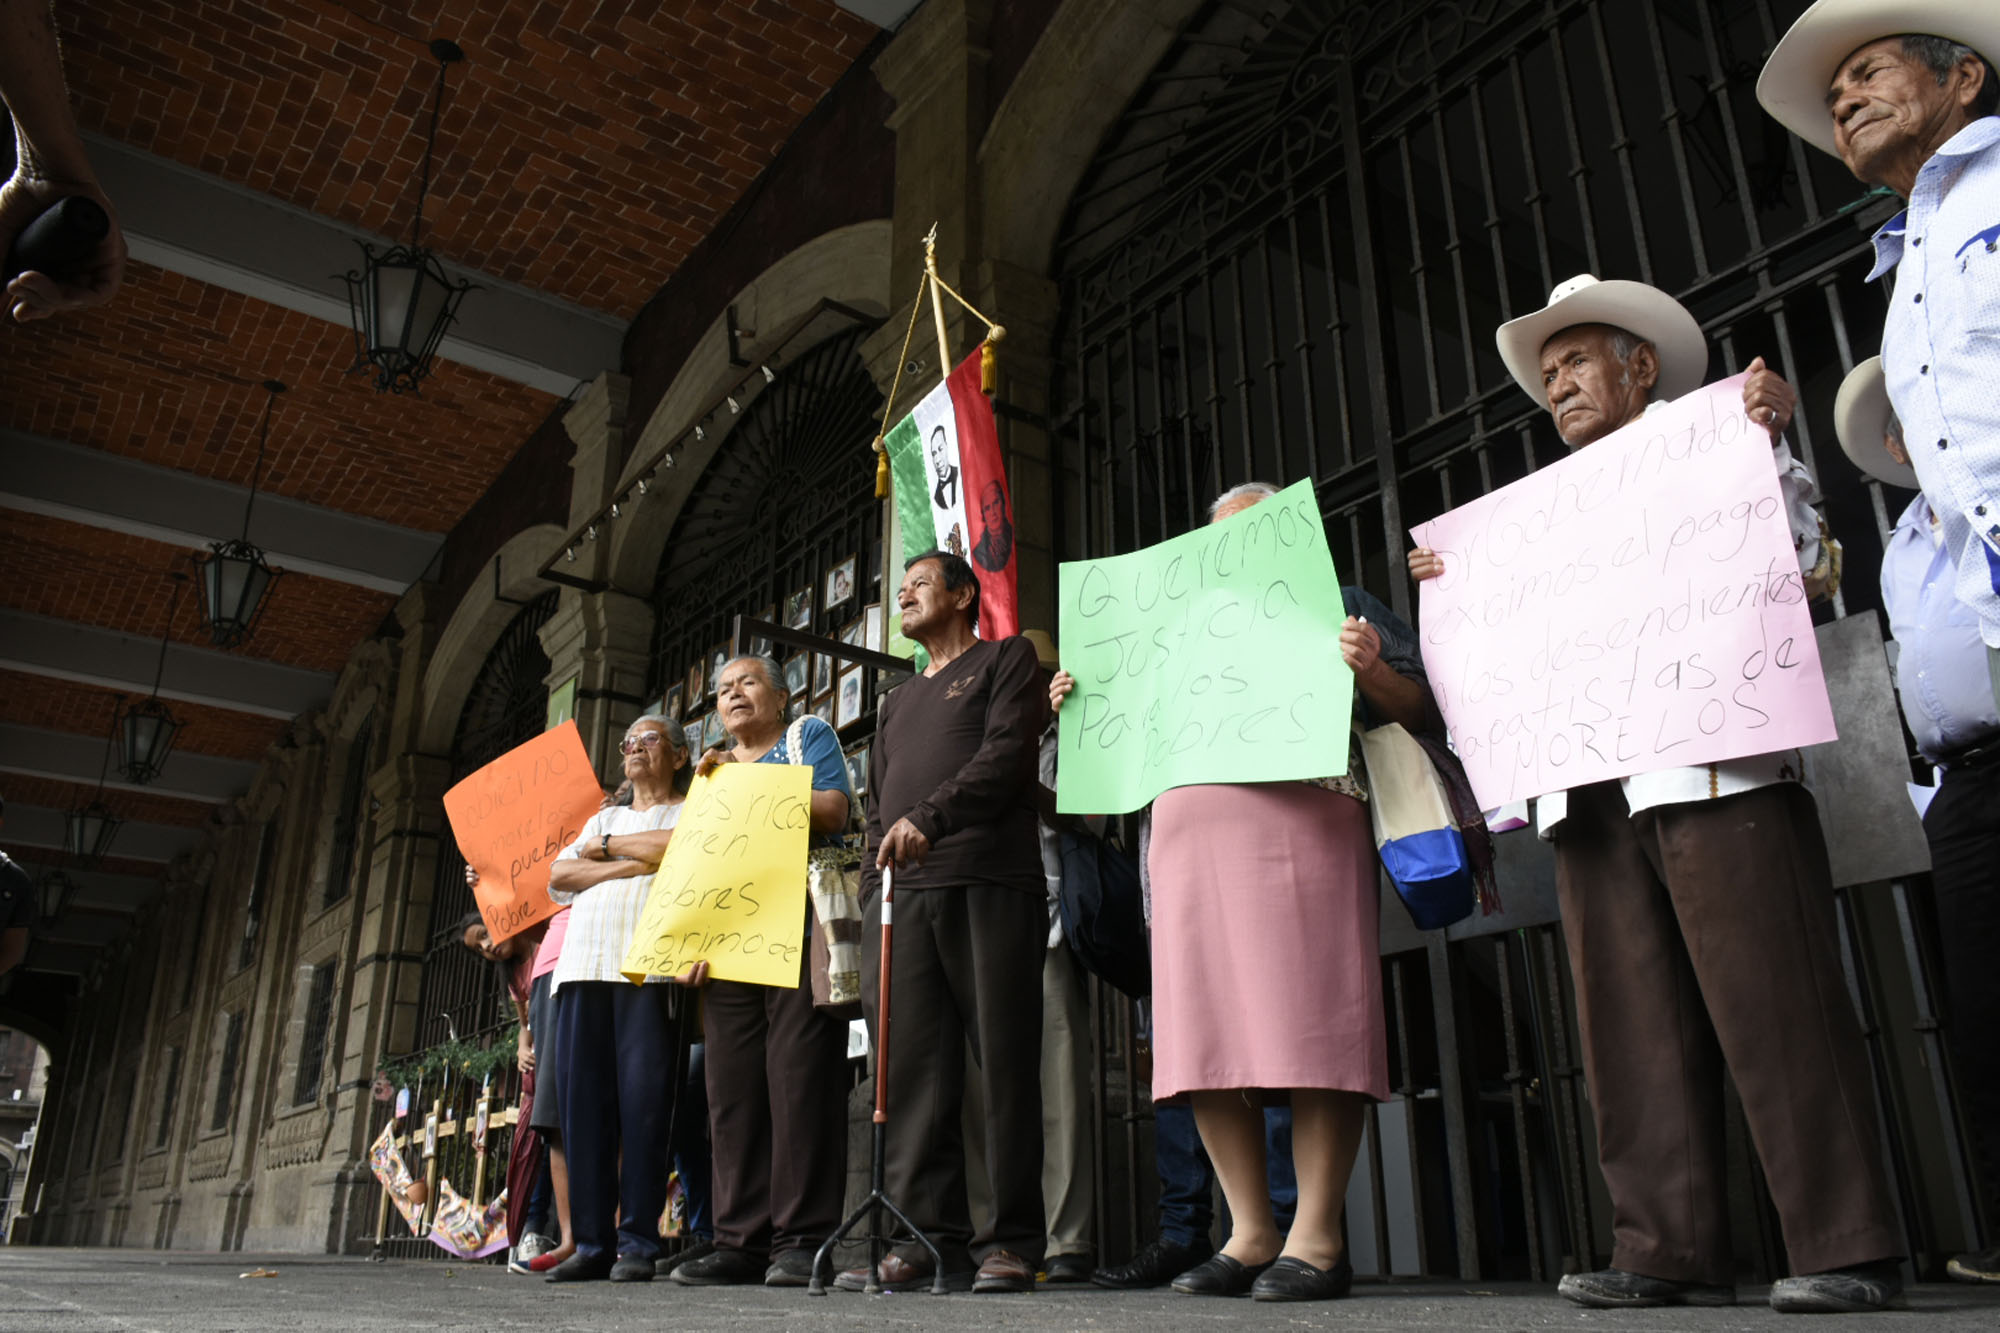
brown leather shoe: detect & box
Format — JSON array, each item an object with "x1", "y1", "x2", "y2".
[
  {"x1": 973, "y1": 1249, "x2": 1036, "y2": 1294},
  {"x1": 834, "y1": 1251, "x2": 973, "y2": 1292}
]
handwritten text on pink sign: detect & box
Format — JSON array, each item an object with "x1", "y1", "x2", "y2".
[{"x1": 1411, "y1": 375, "x2": 1837, "y2": 808}]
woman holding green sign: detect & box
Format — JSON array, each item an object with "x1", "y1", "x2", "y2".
[{"x1": 1050, "y1": 481, "x2": 1442, "y2": 1304}]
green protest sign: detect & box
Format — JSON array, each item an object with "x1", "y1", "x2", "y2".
[{"x1": 1056, "y1": 479, "x2": 1354, "y2": 813}]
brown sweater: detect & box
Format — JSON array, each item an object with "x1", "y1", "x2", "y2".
[{"x1": 863, "y1": 635, "x2": 1048, "y2": 895}]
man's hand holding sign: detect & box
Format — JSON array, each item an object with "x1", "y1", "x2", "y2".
[{"x1": 1408, "y1": 373, "x2": 1837, "y2": 809}]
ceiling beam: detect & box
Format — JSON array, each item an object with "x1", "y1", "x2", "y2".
[
  {"x1": 84, "y1": 135, "x2": 625, "y2": 398},
  {"x1": 0, "y1": 723, "x2": 259, "y2": 805},
  {"x1": 57, "y1": 868, "x2": 159, "y2": 916},
  {"x1": 20, "y1": 941, "x2": 96, "y2": 977},
  {"x1": 0, "y1": 431, "x2": 443, "y2": 596},
  {"x1": 5, "y1": 804, "x2": 202, "y2": 865},
  {"x1": 0, "y1": 610, "x2": 334, "y2": 721}
]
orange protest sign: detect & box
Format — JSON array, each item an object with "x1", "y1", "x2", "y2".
[{"x1": 442, "y1": 720, "x2": 603, "y2": 942}]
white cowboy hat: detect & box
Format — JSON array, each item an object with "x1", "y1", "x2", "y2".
[
  {"x1": 1495, "y1": 275, "x2": 1708, "y2": 410},
  {"x1": 1757, "y1": 0, "x2": 2000, "y2": 157},
  {"x1": 1833, "y1": 356, "x2": 1918, "y2": 488}
]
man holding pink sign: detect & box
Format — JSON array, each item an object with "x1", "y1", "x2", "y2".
[{"x1": 1408, "y1": 277, "x2": 1903, "y2": 1314}]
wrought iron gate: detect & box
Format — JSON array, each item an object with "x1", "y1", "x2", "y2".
[{"x1": 1052, "y1": 0, "x2": 1975, "y2": 1281}]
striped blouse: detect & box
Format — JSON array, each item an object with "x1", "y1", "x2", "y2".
[{"x1": 548, "y1": 799, "x2": 683, "y2": 990}]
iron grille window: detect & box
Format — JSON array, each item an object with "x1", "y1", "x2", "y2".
[
  {"x1": 210, "y1": 1010, "x2": 244, "y2": 1132},
  {"x1": 237, "y1": 823, "x2": 277, "y2": 973},
  {"x1": 323, "y1": 717, "x2": 375, "y2": 909},
  {"x1": 153, "y1": 1047, "x2": 181, "y2": 1149},
  {"x1": 292, "y1": 963, "x2": 338, "y2": 1106}
]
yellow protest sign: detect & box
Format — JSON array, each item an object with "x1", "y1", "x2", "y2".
[{"x1": 620, "y1": 762, "x2": 811, "y2": 988}]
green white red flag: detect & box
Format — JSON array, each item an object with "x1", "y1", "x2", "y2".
[{"x1": 883, "y1": 348, "x2": 1019, "y2": 639}]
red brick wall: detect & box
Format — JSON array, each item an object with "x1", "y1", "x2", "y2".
[{"x1": 0, "y1": 670, "x2": 287, "y2": 766}]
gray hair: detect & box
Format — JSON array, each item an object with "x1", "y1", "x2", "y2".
[
  {"x1": 721, "y1": 654, "x2": 787, "y2": 700},
  {"x1": 1901, "y1": 35, "x2": 2000, "y2": 117},
  {"x1": 1208, "y1": 481, "x2": 1281, "y2": 519},
  {"x1": 627, "y1": 713, "x2": 685, "y2": 748}
]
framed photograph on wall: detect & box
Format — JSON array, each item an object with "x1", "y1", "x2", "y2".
[
  {"x1": 708, "y1": 642, "x2": 730, "y2": 694},
  {"x1": 685, "y1": 657, "x2": 703, "y2": 702},
  {"x1": 786, "y1": 696, "x2": 806, "y2": 722},
  {"x1": 836, "y1": 664, "x2": 864, "y2": 729},
  {"x1": 785, "y1": 586, "x2": 813, "y2": 630},
  {"x1": 702, "y1": 709, "x2": 728, "y2": 751},
  {"x1": 812, "y1": 695, "x2": 835, "y2": 726},
  {"x1": 751, "y1": 603, "x2": 776, "y2": 657},
  {"x1": 813, "y1": 652, "x2": 833, "y2": 698},
  {"x1": 662, "y1": 683, "x2": 684, "y2": 722},
  {"x1": 826, "y1": 554, "x2": 858, "y2": 609},
  {"x1": 684, "y1": 719, "x2": 705, "y2": 758},
  {"x1": 783, "y1": 653, "x2": 809, "y2": 698},
  {"x1": 840, "y1": 618, "x2": 864, "y2": 648},
  {"x1": 846, "y1": 744, "x2": 869, "y2": 798},
  {"x1": 863, "y1": 602, "x2": 883, "y2": 653}
]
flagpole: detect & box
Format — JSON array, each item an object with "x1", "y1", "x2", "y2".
[{"x1": 922, "y1": 223, "x2": 952, "y2": 377}]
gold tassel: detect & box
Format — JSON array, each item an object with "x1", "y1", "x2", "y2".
[
  {"x1": 874, "y1": 435, "x2": 889, "y2": 498},
  {"x1": 980, "y1": 337, "x2": 997, "y2": 396}
]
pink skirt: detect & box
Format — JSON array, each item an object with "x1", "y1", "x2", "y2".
[{"x1": 1149, "y1": 782, "x2": 1389, "y2": 1102}]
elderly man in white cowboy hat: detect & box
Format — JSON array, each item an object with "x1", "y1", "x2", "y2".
[
  {"x1": 1760, "y1": 2, "x2": 2000, "y2": 698},
  {"x1": 1410, "y1": 276, "x2": 1904, "y2": 1314},
  {"x1": 1840, "y1": 356, "x2": 2000, "y2": 1285}
]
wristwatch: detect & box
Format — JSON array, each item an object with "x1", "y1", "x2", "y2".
[{"x1": 600, "y1": 833, "x2": 612, "y2": 860}]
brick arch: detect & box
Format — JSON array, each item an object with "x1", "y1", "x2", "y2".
[
  {"x1": 416, "y1": 525, "x2": 565, "y2": 757},
  {"x1": 605, "y1": 220, "x2": 893, "y2": 597},
  {"x1": 978, "y1": 0, "x2": 1204, "y2": 277}
]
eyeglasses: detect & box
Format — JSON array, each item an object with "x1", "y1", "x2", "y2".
[{"x1": 619, "y1": 733, "x2": 670, "y2": 755}]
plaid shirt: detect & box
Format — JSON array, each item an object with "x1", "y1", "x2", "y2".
[{"x1": 548, "y1": 800, "x2": 682, "y2": 990}]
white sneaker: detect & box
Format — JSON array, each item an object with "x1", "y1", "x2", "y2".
[{"x1": 509, "y1": 1232, "x2": 554, "y2": 1274}]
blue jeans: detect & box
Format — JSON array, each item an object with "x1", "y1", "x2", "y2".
[
  {"x1": 1154, "y1": 1100, "x2": 1296, "y2": 1247},
  {"x1": 673, "y1": 1043, "x2": 713, "y2": 1242}
]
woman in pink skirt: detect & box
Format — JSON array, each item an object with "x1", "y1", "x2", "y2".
[{"x1": 1051, "y1": 482, "x2": 1440, "y2": 1303}]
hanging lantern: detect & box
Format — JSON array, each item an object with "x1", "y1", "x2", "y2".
[
  {"x1": 64, "y1": 801, "x2": 120, "y2": 866},
  {"x1": 340, "y1": 40, "x2": 474, "y2": 394},
  {"x1": 118, "y1": 572, "x2": 186, "y2": 781},
  {"x1": 37, "y1": 870, "x2": 77, "y2": 926},
  {"x1": 193, "y1": 381, "x2": 286, "y2": 647}
]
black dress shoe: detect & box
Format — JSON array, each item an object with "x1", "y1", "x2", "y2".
[
  {"x1": 544, "y1": 1253, "x2": 613, "y2": 1283},
  {"x1": 656, "y1": 1237, "x2": 714, "y2": 1277},
  {"x1": 1043, "y1": 1253, "x2": 1094, "y2": 1284},
  {"x1": 671, "y1": 1246, "x2": 766, "y2": 1286},
  {"x1": 1557, "y1": 1267, "x2": 1734, "y2": 1307},
  {"x1": 1092, "y1": 1236, "x2": 1215, "y2": 1289},
  {"x1": 1251, "y1": 1255, "x2": 1353, "y2": 1302},
  {"x1": 764, "y1": 1249, "x2": 820, "y2": 1287},
  {"x1": 608, "y1": 1255, "x2": 655, "y2": 1283},
  {"x1": 1170, "y1": 1251, "x2": 1275, "y2": 1296}
]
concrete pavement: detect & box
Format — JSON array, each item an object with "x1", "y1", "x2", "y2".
[{"x1": 1, "y1": 1249, "x2": 1997, "y2": 1332}]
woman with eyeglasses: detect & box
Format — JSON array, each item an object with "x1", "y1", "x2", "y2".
[{"x1": 541, "y1": 714, "x2": 699, "y2": 1283}]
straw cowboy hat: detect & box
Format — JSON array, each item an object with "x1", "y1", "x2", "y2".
[
  {"x1": 1833, "y1": 356, "x2": 1918, "y2": 488},
  {"x1": 1495, "y1": 275, "x2": 1708, "y2": 409},
  {"x1": 1022, "y1": 629, "x2": 1060, "y2": 671},
  {"x1": 1757, "y1": 0, "x2": 2000, "y2": 157}
]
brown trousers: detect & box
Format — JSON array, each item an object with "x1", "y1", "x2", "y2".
[
  {"x1": 702, "y1": 940, "x2": 850, "y2": 1259},
  {"x1": 861, "y1": 882, "x2": 1047, "y2": 1266},
  {"x1": 1553, "y1": 780, "x2": 1902, "y2": 1285}
]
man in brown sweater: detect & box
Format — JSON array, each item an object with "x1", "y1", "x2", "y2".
[{"x1": 844, "y1": 549, "x2": 1049, "y2": 1294}]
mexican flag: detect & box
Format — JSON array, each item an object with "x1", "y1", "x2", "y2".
[{"x1": 883, "y1": 348, "x2": 1019, "y2": 640}]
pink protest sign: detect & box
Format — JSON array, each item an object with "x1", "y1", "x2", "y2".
[{"x1": 1410, "y1": 374, "x2": 1838, "y2": 809}]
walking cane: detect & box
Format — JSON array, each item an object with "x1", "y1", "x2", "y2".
[{"x1": 808, "y1": 864, "x2": 947, "y2": 1295}]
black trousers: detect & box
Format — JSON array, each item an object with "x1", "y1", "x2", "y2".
[
  {"x1": 1924, "y1": 760, "x2": 2000, "y2": 1220},
  {"x1": 861, "y1": 882, "x2": 1046, "y2": 1265},
  {"x1": 703, "y1": 937, "x2": 850, "y2": 1259},
  {"x1": 555, "y1": 979, "x2": 683, "y2": 1263}
]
